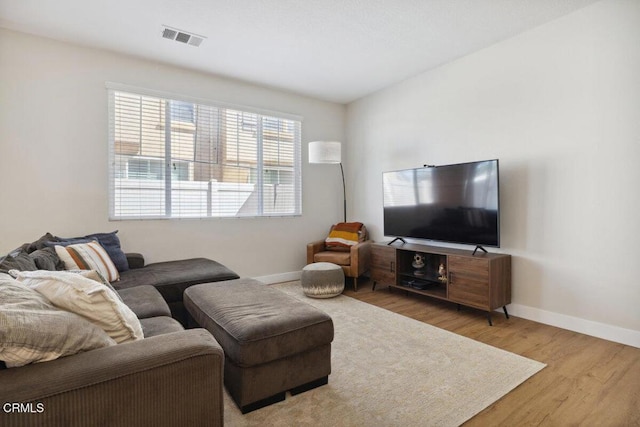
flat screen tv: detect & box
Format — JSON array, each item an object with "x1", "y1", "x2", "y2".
[{"x1": 383, "y1": 159, "x2": 500, "y2": 248}]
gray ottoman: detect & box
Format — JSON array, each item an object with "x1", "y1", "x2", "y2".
[
  {"x1": 184, "y1": 278, "x2": 334, "y2": 414},
  {"x1": 301, "y1": 262, "x2": 345, "y2": 298}
]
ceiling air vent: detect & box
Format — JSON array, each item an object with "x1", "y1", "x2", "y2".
[{"x1": 161, "y1": 26, "x2": 205, "y2": 47}]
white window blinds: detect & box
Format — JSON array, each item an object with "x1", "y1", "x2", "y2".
[{"x1": 108, "y1": 87, "x2": 302, "y2": 219}]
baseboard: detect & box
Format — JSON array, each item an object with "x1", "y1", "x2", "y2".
[
  {"x1": 254, "y1": 272, "x2": 640, "y2": 349},
  {"x1": 505, "y1": 303, "x2": 640, "y2": 349},
  {"x1": 253, "y1": 271, "x2": 301, "y2": 285}
]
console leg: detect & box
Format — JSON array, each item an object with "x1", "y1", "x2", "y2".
[
  {"x1": 503, "y1": 306, "x2": 509, "y2": 319},
  {"x1": 353, "y1": 277, "x2": 358, "y2": 292},
  {"x1": 487, "y1": 312, "x2": 493, "y2": 326},
  {"x1": 372, "y1": 281, "x2": 377, "y2": 291}
]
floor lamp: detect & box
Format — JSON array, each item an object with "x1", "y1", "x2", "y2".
[{"x1": 308, "y1": 141, "x2": 346, "y2": 222}]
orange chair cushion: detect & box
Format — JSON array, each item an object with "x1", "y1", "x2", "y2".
[{"x1": 313, "y1": 251, "x2": 351, "y2": 266}]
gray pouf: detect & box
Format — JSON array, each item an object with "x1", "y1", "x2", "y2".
[{"x1": 301, "y1": 262, "x2": 345, "y2": 298}]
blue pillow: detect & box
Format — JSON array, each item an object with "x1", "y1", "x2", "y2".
[
  {"x1": 44, "y1": 238, "x2": 93, "y2": 247},
  {"x1": 53, "y1": 231, "x2": 129, "y2": 272}
]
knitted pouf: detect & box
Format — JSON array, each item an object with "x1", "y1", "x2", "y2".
[{"x1": 301, "y1": 262, "x2": 345, "y2": 298}]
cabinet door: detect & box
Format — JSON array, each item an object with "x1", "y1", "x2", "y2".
[
  {"x1": 371, "y1": 245, "x2": 395, "y2": 285},
  {"x1": 448, "y1": 256, "x2": 490, "y2": 309}
]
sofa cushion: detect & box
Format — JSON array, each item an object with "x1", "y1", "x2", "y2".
[
  {"x1": 118, "y1": 285, "x2": 171, "y2": 319},
  {"x1": 0, "y1": 277, "x2": 116, "y2": 368},
  {"x1": 139, "y1": 316, "x2": 185, "y2": 337},
  {"x1": 55, "y1": 241, "x2": 120, "y2": 282},
  {"x1": 114, "y1": 258, "x2": 239, "y2": 304},
  {"x1": 15, "y1": 270, "x2": 143, "y2": 343}
]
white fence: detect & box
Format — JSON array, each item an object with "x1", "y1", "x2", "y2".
[{"x1": 113, "y1": 178, "x2": 295, "y2": 218}]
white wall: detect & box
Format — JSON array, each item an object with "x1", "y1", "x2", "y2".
[
  {"x1": 346, "y1": 0, "x2": 640, "y2": 346},
  {"x1": 0, "y1": 29, "x2": 346, "y2": 281}
]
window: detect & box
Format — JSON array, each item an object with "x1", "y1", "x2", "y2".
[
  {"x1": 125, "y1": 158, "x2": 189, "y2": 181},
  {"x1": 108, "y1": 86, "x2": 302, "y2": 219},
  {"x1": 170, "y1": 100, "x2": 194, "y2": 124}
]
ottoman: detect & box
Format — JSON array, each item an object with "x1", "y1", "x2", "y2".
[
  {"x1": 184, "y1": 278, "x2": 334, "y2": 413},
  {"x1": 301, "y1": 262, "x2": 345, "y2": 298}
]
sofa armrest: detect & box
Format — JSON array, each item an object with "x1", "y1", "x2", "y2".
[
  {"x1": 0, "y1": 329, "x2": 224, "y2": 427},
  {"x1": 125, "y1": 252, "x2": 145, "y2": 269},
  {"x1": 306, "y1": 240, "x2": 326, "y2": 264},
  {"x1": 351, "y1": 240, "x2": 372, "y2": 277}
]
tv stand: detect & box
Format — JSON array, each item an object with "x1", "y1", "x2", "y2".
[
  {"x1": 472, "y1": 245, "x2": 488, "y2": 256},
  {"x1": 371, "y1": 242, "x2": 511, "y2": 325},
  {"x1": 387, "y1": 237, "x2": 407, "y2": 245}
]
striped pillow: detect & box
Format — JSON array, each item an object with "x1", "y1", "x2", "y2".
[
  {"x1": 55, "y1": 241, "x2": 120, "y2": 282},
  {"x1": 325, "y1": 222, "x2": 364, "y2": 251}
]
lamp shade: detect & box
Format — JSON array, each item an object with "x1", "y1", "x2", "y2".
[{"x1": 308, "y1": 141, "x2": 341, "y2": 164}]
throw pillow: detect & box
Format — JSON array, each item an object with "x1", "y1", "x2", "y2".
[
  {"x1": 84, "y1": 231, "x2": 129, "y2": 272},
  {"x1": 14, "y1": 270, "x2": 143, "y2": 343},
  {"x1": 55, "y1": 241, "x2": 120, "y2": 282},
  {"x1": 69, "y1": 269, "x2": 123, "y2": 301},
  {"x1": 55, "y1": 231, "x2": 129, "y2": 272},
  {"x1": 9, "y1": 268, "x2": 123, "y2": 301},
  {"x1": 325, "y1": 222, "x2": 365, "y2": 251},
  {"x1": 0, "y1": 277, "x2": 116, "y2": 368}
]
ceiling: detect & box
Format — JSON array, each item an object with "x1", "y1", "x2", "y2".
[{"x1": 0, "y1": 0, "x2": 600, "y2": 104}]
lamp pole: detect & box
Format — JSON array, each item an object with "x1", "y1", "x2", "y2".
[{"x1": 340, "y1": 162, "x2": 346, "y2": 222}]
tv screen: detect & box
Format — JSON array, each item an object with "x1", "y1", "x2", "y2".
[{"x1": 383, "y1": 159, "x2": 500, "y2": 247}]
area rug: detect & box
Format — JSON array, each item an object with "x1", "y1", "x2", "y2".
[{"x1": 223, "y1": 281, "x2": 545, "y2": 426}]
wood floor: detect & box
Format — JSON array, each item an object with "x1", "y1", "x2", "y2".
[{"x1": 342, "y1": 278, "x2": 640, "y2": 426}]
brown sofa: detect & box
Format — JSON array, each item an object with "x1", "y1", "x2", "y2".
[
  {"x1": 185, "y1": 278, "x2": 334, "y2": 414},
  {"x1": 114, "y1": 254, "x2": 240, "y2": 325},
  {"x1": 0, "y1": 232, "x2": 240, "y2": 326},
  {"x1": 0, "y1": 283, "x2": 225, "y2": 427},
  {"x1": 0, "y1": 233, "x2": 238, "y2": 426}
]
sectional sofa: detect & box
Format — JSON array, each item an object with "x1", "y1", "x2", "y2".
[{"x1": 0, "y1": 232, "x2": 240, "y2": 427}]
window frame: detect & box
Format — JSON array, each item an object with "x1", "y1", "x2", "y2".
[{"x1": 107, "y1": 83, "x2": 303, "y2": 220}]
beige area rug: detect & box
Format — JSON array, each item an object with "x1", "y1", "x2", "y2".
[{"x1": 223, "y1": 281, "x2": 545, "y2": 426}]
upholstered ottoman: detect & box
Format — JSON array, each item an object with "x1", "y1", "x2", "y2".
[
  {"x1": 301, "y1": 262, "x2": 345, "y2": 298},
  {"x1": 184, "y1": 278, "x2": 334, "y2": 413}
]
